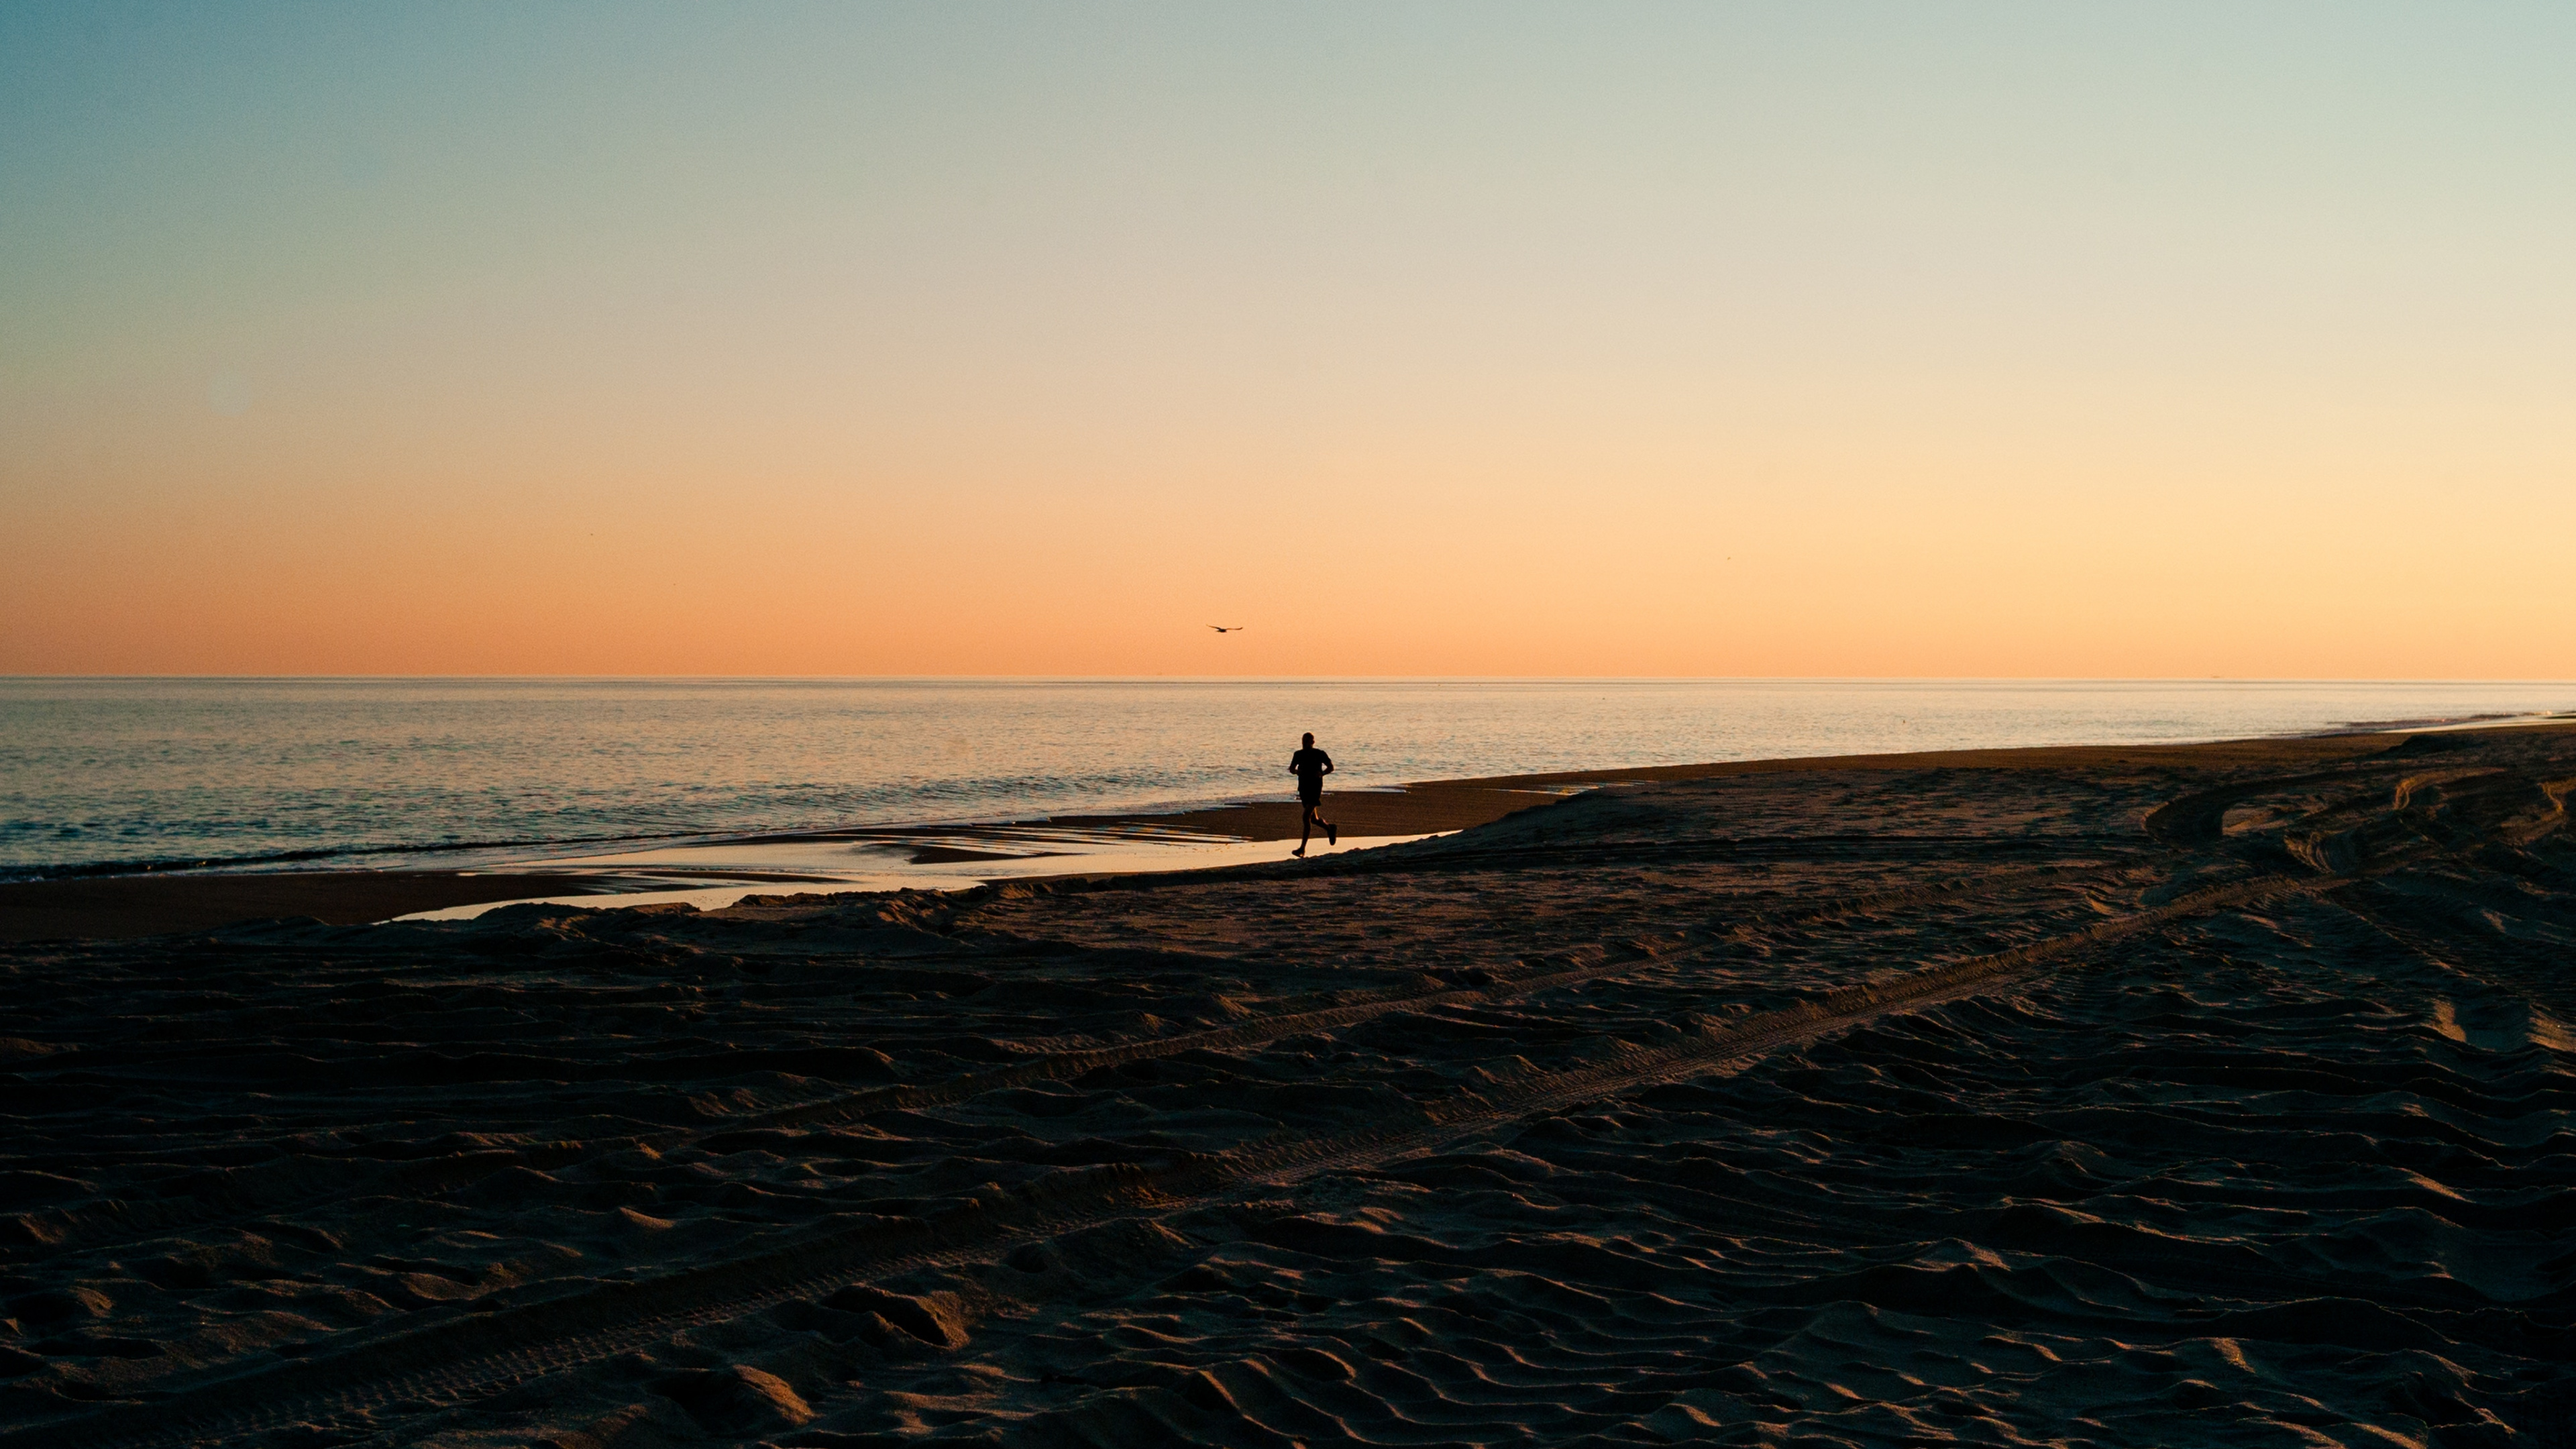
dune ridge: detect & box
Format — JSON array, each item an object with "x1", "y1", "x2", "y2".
[{"x1": 4, "y1": 726, "x2": 2573, "y2": 1446}]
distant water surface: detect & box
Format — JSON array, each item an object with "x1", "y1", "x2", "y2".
[{"x1": 3, "y1": 678, "x2": 2571, "y2": 877}]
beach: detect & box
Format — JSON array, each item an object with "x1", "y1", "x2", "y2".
[
  {"x1": 0, "y1": 774, "x2": 1574, "y2": 942},
  {"x1": 3, "y1": 724, "x2": 2572, "y2": 1445},
  {"x1": 0, "y1": 731, "x2": 2436, "y2": 944}
]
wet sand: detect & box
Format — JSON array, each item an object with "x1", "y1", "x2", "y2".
[
  {"x1": 0, "y1": 870, "x2": 637, "y2": 944},
  {"x1": 0, "y1": 776, "x2": 1587, "y2": 943},
  {"x1": 3, "y1": 726, "x2": 2573, "y2": 1446}
]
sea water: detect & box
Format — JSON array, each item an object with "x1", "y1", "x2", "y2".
[{"x1": 5, "y1": 677, "x2": 2572, "y2": 879}]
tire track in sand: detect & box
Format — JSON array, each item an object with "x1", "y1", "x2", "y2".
[
  {"x1": 11, "y1": 864, "x2": 2110, "y2": 1264},
  {"x1": 733, "y1": 861, "x2": 2113, "y2": 1133},
  {"x1": 9, "y1": 864, "x2": 2337, "y2": 1449}
]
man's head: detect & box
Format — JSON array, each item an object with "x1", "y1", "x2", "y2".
[{"x1": 1302, "y1": 733, "x2": 1314, "y2": 747}]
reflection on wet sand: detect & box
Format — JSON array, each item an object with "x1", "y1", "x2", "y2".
[{"x1": 401, "y1": 824, "x2": 1437, "y2": 920}]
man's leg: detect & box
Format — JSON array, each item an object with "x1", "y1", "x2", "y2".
[{"x1": 1295, "y1": 802, "x2": 1314, "y2": 855}]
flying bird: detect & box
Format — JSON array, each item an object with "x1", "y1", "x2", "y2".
[{"x1": 1208, "y1": 625, "x2": 1244, "y2": 633}]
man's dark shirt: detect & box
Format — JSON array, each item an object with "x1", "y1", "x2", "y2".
[{"x1": 1290, "y1": 747, "x2": 1332, "y2": 801}]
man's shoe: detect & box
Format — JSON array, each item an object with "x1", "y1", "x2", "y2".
[
  {"x1": 1326, "y1": 822, "x2": 1338, "y2": 846},
  {"x1": 1291, "y1": 847, "x2": 1306, "y2": 857}
]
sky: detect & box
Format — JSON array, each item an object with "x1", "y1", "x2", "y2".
[{"x1": 3, "y1": 3, "x2": 2571, "y2": 678}]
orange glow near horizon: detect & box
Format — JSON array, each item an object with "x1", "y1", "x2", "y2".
[{"x1": 5, "y1": 7, "x2": 2572, "y2": 678}]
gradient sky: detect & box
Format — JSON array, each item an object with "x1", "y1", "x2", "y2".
[{"x1": 4, "y1": 3, "x2": 2571, "y2": 677}]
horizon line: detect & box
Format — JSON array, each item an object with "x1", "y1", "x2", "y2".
[{"x1": 7, "y1": 674, "x2": 2576, "y2": 687}]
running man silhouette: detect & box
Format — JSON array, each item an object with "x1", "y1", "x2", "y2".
[{"x1": 1288, "y1": 732, "x2": 1336, "y2": 857}]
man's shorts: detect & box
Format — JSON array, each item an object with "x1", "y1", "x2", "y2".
[{"x1": 1298, "y1": 785, "x2": 1323, "y2": 806}]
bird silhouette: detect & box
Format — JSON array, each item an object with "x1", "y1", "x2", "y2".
[{"x1": 1208, "y1": 625, "x2": 1244, "y2": 633}]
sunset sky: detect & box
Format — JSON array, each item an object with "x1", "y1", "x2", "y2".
[{"x1": 4, "y1": 4, "x2": 2571, "y2": 678}]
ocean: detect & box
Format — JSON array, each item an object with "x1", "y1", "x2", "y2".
[{"x1": 5, "y1": 677, "x2": 2572, "y2": 880}]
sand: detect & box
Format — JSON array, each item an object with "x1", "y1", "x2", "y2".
[
  {"x1": 3, "y1": 725, "x2": 2573, "y2": 1445},
  {"x1": 0, "y1": 871, "x2": 641, "y2": 944}
]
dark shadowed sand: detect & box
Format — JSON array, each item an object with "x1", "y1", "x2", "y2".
[
  {"x1": 3, "y1": 727, "x2": 2573, "y2": 1446},
  {"x1": 0, "y1": 872, "x2": 644, "y2": 944}
]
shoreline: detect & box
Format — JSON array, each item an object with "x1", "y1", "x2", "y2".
[{"x1": 0, "y1": 727, "x2": 2487, "y2": 943}]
